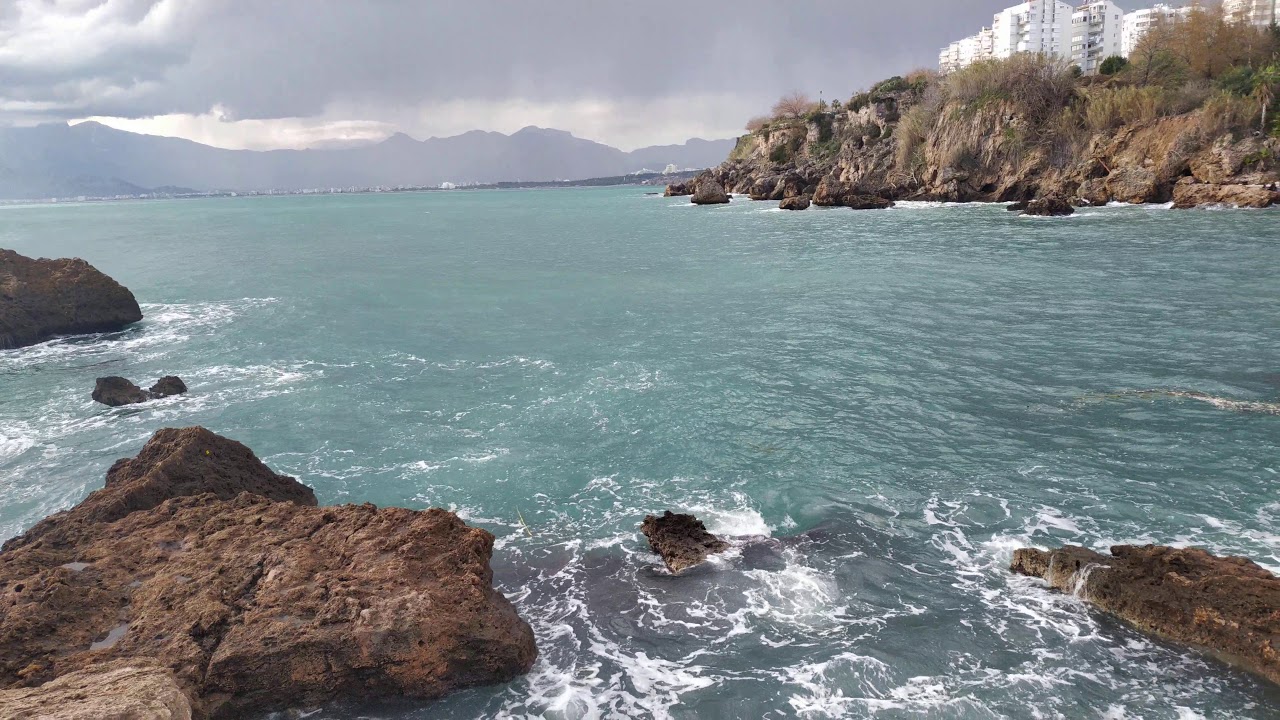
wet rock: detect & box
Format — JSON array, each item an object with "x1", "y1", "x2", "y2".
[
  {"x1": 0, "y1": 427, "x2": 537, "y2": 718},
  {"x1": 1006, "y1": 201, "x2": 1028, "y2": 212},
  {"x1": 0, "y1": 249, "x2": 143, "y2": 350},
  {"x1": 812, "y1": 176, "x2": 894, "y2": 209},
  {"x1": 1011, "y1": 544, "x2": 1280, "y2": 686},
  {"x1": 0, "y1": 659, "x2": 195, "y2": 720},
  {"x1": 1172, "y1": 183, "x2": 1277, "y2": 209},
  {"x1": 664, "y1": 181, "x2": 692, "y2": 197},
  {"x1": 641, "y1": 511, "x2": 730, "y2": 574},
  {"x1": 92, "y1": 375, "x2": 189, "y2": 407},
  {"x1": 690, "y1": 176, "x2": 731, "y2": 205},
  {"x1": 149, "y1": 376, "x2": 188, "y2": 398},
  {"x1": 1021, "y1": 196, "x2": 1075, "y2": 216},
  {"x1": 92, "y1": 376, "x2": 152, "y2": 407},
  {"x1": 779, "y1": 195, "x2": 811, "y2": 211}
]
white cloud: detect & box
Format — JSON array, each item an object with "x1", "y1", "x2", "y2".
[{"x1": 72, "y1": 94, "x2": 753, "y2": 151}]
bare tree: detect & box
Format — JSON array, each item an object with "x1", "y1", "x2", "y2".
[
  {"x1": 772, "y1": 92, "x2": 816, "y2": 119},
  {"x1": 745, "y1": 116, "x2": 769, "y2": 132}
]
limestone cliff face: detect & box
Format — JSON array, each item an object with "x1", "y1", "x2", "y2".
[{"x1": 698, "y1": 91, "x2": 1280, "y2": 209}]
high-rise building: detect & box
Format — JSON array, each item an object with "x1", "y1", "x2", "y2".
[
  {"x1": 1072, "y1": 1, "x2": 1128, "y2": 74},
  {"x1": 939, "y1": 1, "x2": 1073, "y2": 73},
  {"x1": 1122, "y1": 3, "x2": 1191, "y2": 57},
  {"x1": 1223, "y1": 0, "x2": 1278, "y2": 27}
]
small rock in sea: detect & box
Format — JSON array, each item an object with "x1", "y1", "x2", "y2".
[
  {"x1": 149, "y1": 376, "x2": 188, "y2": 398},
  {"x1": 1021, "y1": 196, "x2": 1075, "y2": 216},
  {"x1": 1011, "y1": 544, "x2": 1280, "y2": 686},
  {"x1": 92, "y1": 376, "x2": 188, "y2": 406},
  {"x1": 641, "y1": 510, "x2": 730, "y2": 574},
  {"x1": 92, "y1": 377, "x2": 152, "y2": 407},
  {"x1": 779, "y1": 195, "x2": 811, "y2": 211},
  {"x1": 0, "y1": 249, "x2": 143, "y2": 350},
  {"x1": 1006, "y1": 201, "x2": 1028, "y2": 212}
]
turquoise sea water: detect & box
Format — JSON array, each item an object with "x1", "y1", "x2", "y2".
[{"x1": 1, "y1": 189, "x2": 1278, "y2": 719}]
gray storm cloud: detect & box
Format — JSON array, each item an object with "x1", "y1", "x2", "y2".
[{"x1": 0, "y1": 0, "x2": 1001, "y2": 147}]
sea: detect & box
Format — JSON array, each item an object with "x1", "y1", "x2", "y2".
[{"x1": 1, "y1": 189, "x2": 1278, "y2": 719}]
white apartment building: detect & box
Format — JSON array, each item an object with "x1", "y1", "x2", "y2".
[
  {"x1": 1072, "y1": 1, "x2": 1127, "y2": 74},
  {"x1": 940, "y1": 1, "x2": 1072, "y2": 73},
  {"x1": 992, "y1": 1, "x2": 1075, "y2": 59},
  {"x1": 1121, "y1": 3, "x2": 1190, "y2": 57},
  {"x1": 940, "y1": 27, "x2": 996, "y2": 73},
  {"x1": 1223, "y1": 0, "x2": 1278, "y2": 26}
]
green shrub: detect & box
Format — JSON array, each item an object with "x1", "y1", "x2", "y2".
[
  {"x1": 1099, "y1": 56, "x2": 1129, "y2": 76},
  {"x1": 873, "y1": 76, "x2": 910, "y2": 94},
  {"x1": 847, "y1": 92, "x2": 872, "y2": 112}
]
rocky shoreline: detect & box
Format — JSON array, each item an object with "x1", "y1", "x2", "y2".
[{"x1": 668, "y1": 75, "x2": 1279, "y2": 212}]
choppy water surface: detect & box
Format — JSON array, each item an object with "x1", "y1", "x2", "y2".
[{"x1": 1, "y1": 190, "x2": 1278, "y2": 719}]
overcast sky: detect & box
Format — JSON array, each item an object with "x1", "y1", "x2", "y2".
[{"x1": 0, "y1": 0, "x2": 1001, "y2": 151}]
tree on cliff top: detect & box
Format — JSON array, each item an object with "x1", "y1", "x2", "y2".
[{"x1": 772, "y1": 92, "x2": 818, "y2": 120}]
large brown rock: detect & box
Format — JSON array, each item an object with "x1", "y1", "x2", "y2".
[
  {"x1": 1011, "y1": 544, "x2": 1280, "y2": 686},
  {"x1": 779, "y1": 195, "x2": 811, "y2": 211},
  {"x1": 0, "y1": 427, "x2": 537, "y2": 718},
  {"x1": 1173, "y1": 183, "x2": 1277, "y2": 209},
  {"x1": 0, "y1": 249, "x2": 143, "y2": 350},
  {"x1": 641, "y1": 511, "x2": 730, "y2": 574},
  {"x1": 1103, "y1": 166, "x2": 1161, "y2": 204},
  {"x1": 0, "y1": 660, "x2": 195, "y2": 720},
  {"x1": 690, "y1": 177, "x2": 730, "y2": 205}
]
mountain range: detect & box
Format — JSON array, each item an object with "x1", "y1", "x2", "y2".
[{"x1": 0, "y1": 123, "x2": 737, "y2": 200}]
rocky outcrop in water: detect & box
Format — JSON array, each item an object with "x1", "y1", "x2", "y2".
[
  {"x1": 0, "y1": 426, "x2": 537, "y2": 719},
  {"x1": 690, "y1": 173, "x2": 730, "y2": 205},
  {"x1": 0, "y1": 249, "x2": 143, "y2": 350},
  {"x1": 1022, "y1": 196, "x2": 1075, "y2": 217},
  {"x1": 641, "y1": 511, "x2": 730, "y2": 574},
  {"x1": 779, "y1": 195, "x2": 811, "y2": 211},
  {"x1": 1011, "y1": 544, "x2": 1280, "y2": 686},
  {"x1": 92, "y1": 375, "x2": 190, "y2": 406}
]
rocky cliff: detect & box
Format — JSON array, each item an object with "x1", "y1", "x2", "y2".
[
  {"x1": 690, "y1": 79, "x2": 1279, "y2": 210},
  {"x1": 0, "y1": 427, "x2": 537, "y2": 719}
]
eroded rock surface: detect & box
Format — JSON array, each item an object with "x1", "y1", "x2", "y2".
[
  {"x1": 1172, "y1": 182, "x2": 1277, "y2": 209},
  {"x1": 641, "y1": 511, "x2": 730, "y2": 574},
  {"x1": 690, "y1": 174, "x2": 731, "y2": 205},
  {"x1": 0, "y1": 660, "x2": 195, "y2": 720},
  {"x1": 150, "y1": 376, "x2": 188, "y2": 398},
  {"x1": 0, "y1": 427, "x2": 537, "y2": 718},
  {"x1": 1011, "y1": 544, "x2": 1280, "y2": 686},
  {"x1": 0, "y1": 249, "x2": 143, "y2": 350},
  {"x1": 779, "y1": 195, "x2": 811, "y2": 211}
]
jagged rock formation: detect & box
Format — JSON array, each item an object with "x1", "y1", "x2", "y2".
[
  {"x1": 0, "y1": 249, "x2": 143, "y2": 350},
  {"x1": 675, "y1": 85, "x2": 1279, "y2": 210},
  {"x1": 0, "y1": 427, "x2": 537, "y2": 719},
  {"x1": 1011, "y1": 544, "x2": 1279, "y2": 686},
  {"x1": 92, "y1": 375, "x2": 189, "y2": 407},
  {"x1": 641, "y1": 511, "x2": 730, "y2": 574}
]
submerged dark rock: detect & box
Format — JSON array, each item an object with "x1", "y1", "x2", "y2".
[
  {"x1": 91, "y1": 376, "x2": 152, "y2": 407},
  {"x1": 0, "y1": 427, "x2": 538, "y2": 718},
  {"x1": 92, "y1": 375, "x2": 189, "y2": 406},
  {"x1": 1011, "y1": 544, "x2": 1280, "y2": 686},
  {"x1": 1022, "y1": 196, "x2": 1075, "y2": 216},
  {"x1": 0, "y1": 249, "x2": 143, "y2": 350},
  {"x1": 149, "y1": 376, "x2": 188, "y2": 398},
  {"x1": 641, "y1": 511, "x2": 730, "y2": 574}
]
